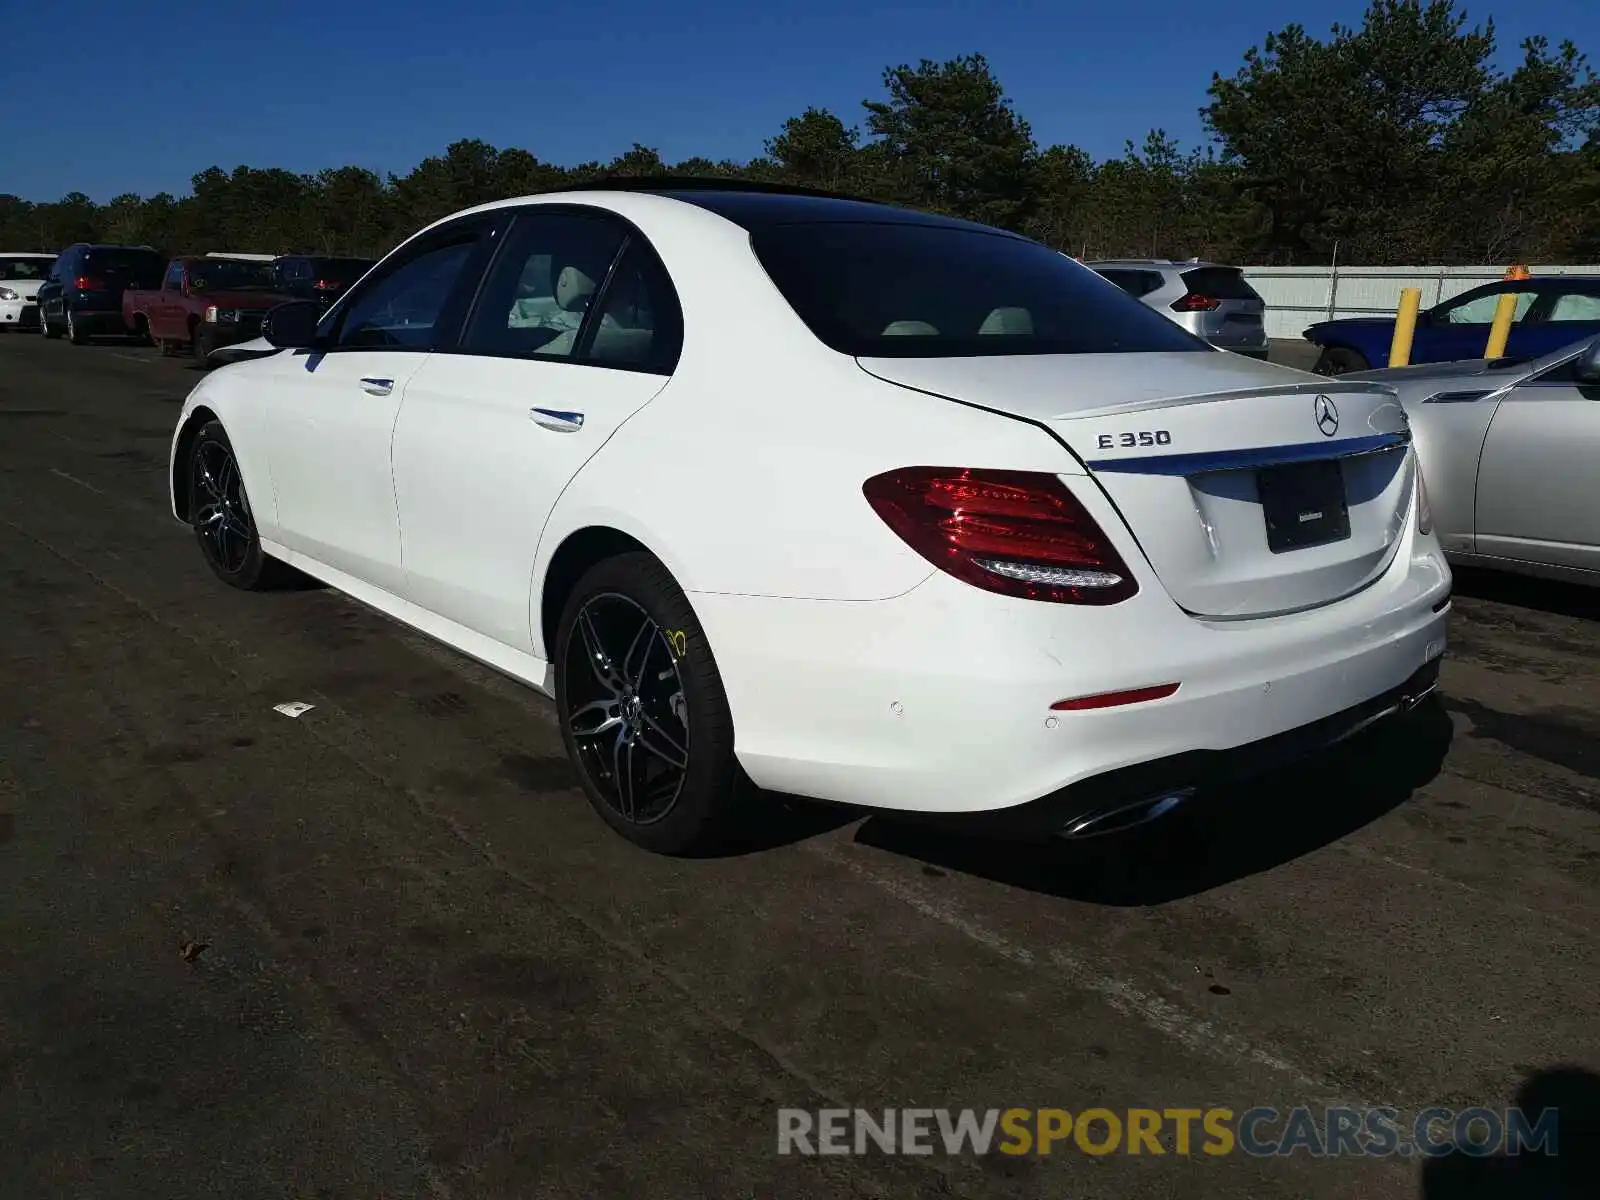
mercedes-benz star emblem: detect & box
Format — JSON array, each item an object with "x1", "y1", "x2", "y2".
[{"x1": 1314, "y1": 394, "x2": 1340, "y2": 437}]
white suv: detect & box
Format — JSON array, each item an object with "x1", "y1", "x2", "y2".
[{"x1": 1089, "y1": 259, "x2": 1269, "y2": 359}]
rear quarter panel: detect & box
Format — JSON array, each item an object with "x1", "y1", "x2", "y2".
[{"x1": 529, "y1": 196, "x2": 1084, "y2": 658}]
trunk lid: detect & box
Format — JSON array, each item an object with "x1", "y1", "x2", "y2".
[{"x1": 857, "y1": 352, "x2": 1415, "y2": 619}]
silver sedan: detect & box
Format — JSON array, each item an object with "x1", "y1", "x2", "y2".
[{"x1": 1348, "y1": 333, "x2": 1600, "y2": 586}]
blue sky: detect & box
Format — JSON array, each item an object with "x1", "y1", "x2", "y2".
[{"x1": 4, "y1": 0, "x2": 1596, "y2": 203}]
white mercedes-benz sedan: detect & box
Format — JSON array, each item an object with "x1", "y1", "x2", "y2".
[{"x1": 168, "y1": 180, "x2": 1452, "y2": 854}]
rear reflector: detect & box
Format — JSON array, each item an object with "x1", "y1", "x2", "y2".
[
  {"x1": 1051, "y1": 683, "x2": 1180, "y2": 711},
  {"x1": 1170, "y1": 293, "x2": 1220, "y2": 312},
  {"x1": 862, "y1": 467, "x2": 1137, "y2": 605}
]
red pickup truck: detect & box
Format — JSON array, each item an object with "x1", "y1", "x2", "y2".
[{"x1": 122, "y1": 256, "x2": 297, "y2": 357}]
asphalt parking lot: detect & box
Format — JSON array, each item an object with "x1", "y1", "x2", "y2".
[{"x1": 1, "y1": 331, "x2": 1597, "y2": 1199}]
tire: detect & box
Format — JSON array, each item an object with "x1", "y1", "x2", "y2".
[
  {"x1": 1313, "y1": 346, "x2": 1368, "y2": 376},
  {"x1": 157, "y1": 333, "x2": 178, "y2": 357},
  {"x1": 133, "y1": 316, "x2": 153, "y2": 346},
  {"x1": 192, "y1": 324, "x2": 216, "y2": 359},
  {"x1": 187, "y1": 420, "x2": 287, "y2": 590},
  {"x1": 41, "y1": 307, "x2": 61, "y2": 339},
  {"x1": 66, "y1": 306, "x2": 88, "y2": 345},
  {"x1": 554, "y1": 552, "x2": 744, "y2": 855}
]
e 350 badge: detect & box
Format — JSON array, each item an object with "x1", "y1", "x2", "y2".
[{"x1": 1096, "y1": 430, "x2": 1173, "y2": 450}]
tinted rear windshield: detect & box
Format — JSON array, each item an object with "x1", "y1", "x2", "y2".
[
  {"x1": 1180, "y1": 266, "x2": 1260, "y2": 301},
  {"x1": 82, "y1": 249, "x2": 166, "y2": 276},
  {"x1": 751, "y1": 223, "x2": 1209, "y2": 358}
]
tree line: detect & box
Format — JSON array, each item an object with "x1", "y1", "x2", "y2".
[{"x1": 3, "y1": 0, "x2": 1597, "y2": 267}]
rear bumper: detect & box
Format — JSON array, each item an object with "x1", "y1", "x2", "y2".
[
  {"x1": 971, "y1": 656, "x2": 1441, "y2": 837},
  {"x1": 67, "y1": 306, "x2": 129, "y2": 334},
  {"x1": 1205, "y1": 334, "x2": 1270, "y2": 354},
  {"x1": 692, "y1": 511, "x2": 1451, "y2": 820}
]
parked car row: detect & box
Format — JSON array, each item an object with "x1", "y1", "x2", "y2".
[{"x1": 0, "y1": 244, "x2": 374, "y2": 354}]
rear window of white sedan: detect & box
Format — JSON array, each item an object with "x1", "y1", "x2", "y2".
[{"x1": 751, "y1": 222, "x2": 1210, "y2": 358}]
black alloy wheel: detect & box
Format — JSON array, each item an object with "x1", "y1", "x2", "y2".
[
  {"x1": 554, "y1": 553, "x2": 744, "y2": 854},
  {"x1": 563, "y1": 592, "x2": 692, "y2": 825},
  {"x1": 187, "y1": 420, "x2": 282, "y2": 589}
]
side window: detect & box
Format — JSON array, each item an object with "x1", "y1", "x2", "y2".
[
  {"x1": 461, "y1": 210, "x2": 628, "y2": 360},
  {"x1": 583, "y1": 240, "x2": 683, "y2": 373},
  {"x1": 165, "y1": 261, "x2": 185, "y2": 290},
  {"x1": 335, "y1": 235, "x2": 480, "y2": 350},
  {"x1": 1095, "y1": 270, "x2": 1140, "y2": 296},
  {"x1": 1547, "y1": 292, "x2": 1600, "y2": 323},
  {"x1": 1437, "y1": 288, "x2": 1538, "y2": 325}
]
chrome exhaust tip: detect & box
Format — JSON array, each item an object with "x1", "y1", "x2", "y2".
[{"x1": 1057, "y1": 787, "x2": 1197, "y2": 839}]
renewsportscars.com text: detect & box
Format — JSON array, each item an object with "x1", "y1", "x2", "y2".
[{"x1": 776, "y1": 1106, "x2": 1559, "y2": 1158}]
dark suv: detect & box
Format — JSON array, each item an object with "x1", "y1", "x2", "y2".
[
  {"x1": 270, "y1": 255, "x2": 377, "y2": 307},
  {"x1": 38, "y1": 244, "x2": 167, "y2": 343}
]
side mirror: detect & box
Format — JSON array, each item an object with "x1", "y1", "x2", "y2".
[
  {"x1": 1574, "y1": 336, "x2": 1600, "y2": 384},
  {"x1": 262, "y1": 300, "x2": 324, "y2": 349}
]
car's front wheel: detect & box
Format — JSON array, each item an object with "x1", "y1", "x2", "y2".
[
  {"x1": 1313, "y1": 346, "x2": 1368, "y2": 376},
  {"x1": 187, "y1": 420, "x2": 285, "y2": 590},
  {"x1": 554, "y1": 552, "x2": 744, "y2": 854}
]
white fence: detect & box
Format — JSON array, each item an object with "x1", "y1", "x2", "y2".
[{"x1": 1239, "y1": 264, "x2": 1600, "y2": 340}]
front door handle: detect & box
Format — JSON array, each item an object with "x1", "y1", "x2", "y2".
[
  {"x1": 530, "y1": 407, "x2": 584, "y2": 432},
  {"x1": 360, "y1": 377, "x2": 394, "y2": 396}
]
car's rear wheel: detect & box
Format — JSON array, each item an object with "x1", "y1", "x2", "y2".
[
  {"x1": 188, "y1": 420, "x2": 285, "y2": 590},
  {"x1": 554, "y1": 553, "x2": 744, "y2": 855},
  {"x1": 1313, "y1": 346, "x2": 1368, "y2": 376},
  {"x1": 40, "y1": 309, "x2": 59, "y2": 338},
  {"x1": 66, "y1": 307, "x2": 88, "y2": 345},
  {"x1": 193, "y1": 324, "x2": 215, "y2": 359}
]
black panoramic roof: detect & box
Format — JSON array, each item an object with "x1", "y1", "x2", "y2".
[{"x1": 547, "y1": 176, "x2": 1022, "y2": 237}]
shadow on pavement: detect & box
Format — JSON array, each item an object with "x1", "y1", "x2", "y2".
[
  {"x1": 1450, "y1": 567, "x2": 1600, "y2": 622},
  {"x1": 1420, "y1": 1066, "x2": 1600, "y2": 1200},
  {"x1": 849, "y1": 694, "x2": 1455, "y2": 905}
]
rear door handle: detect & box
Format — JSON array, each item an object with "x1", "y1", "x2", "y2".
[
  {"x1": 530, "y1": 407, "x2": 584, "y2": 432},
  {"x1": 360, "y1": 377, "x2": 394, "y2": 396}
]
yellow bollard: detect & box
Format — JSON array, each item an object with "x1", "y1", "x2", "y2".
[
  {"x1": 1389, "y1": 287, "x2": 1422, "y2": 367},
  {"x1": 1484, "y1": 292, "x2": 1518, "y2": 359}
]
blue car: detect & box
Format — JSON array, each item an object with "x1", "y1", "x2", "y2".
[{"x1": 1304, "y1": 275, "x2": 1600, "y2": 375}]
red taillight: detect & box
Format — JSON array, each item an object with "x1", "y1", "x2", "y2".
[
  {"x1": 314, "y1": 279, "x2": 338, "y2": 290},
  {"x1": 861, "y1": 467, "x2": 1138, "y2": 605},
  {"x1": 1170, "y1": 293, "x2": 1220, "y2": 312},
  {"x1": 73, "y1": 275, "x2": 105, "y2": 291}
]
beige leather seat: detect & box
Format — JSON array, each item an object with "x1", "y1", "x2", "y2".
[
  {"x1": 979, "y1": 306, "x2": 1033, "y2": 336},
  {"x1": 533, "y1": 265, "x2": 599, "y2": 357}
]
